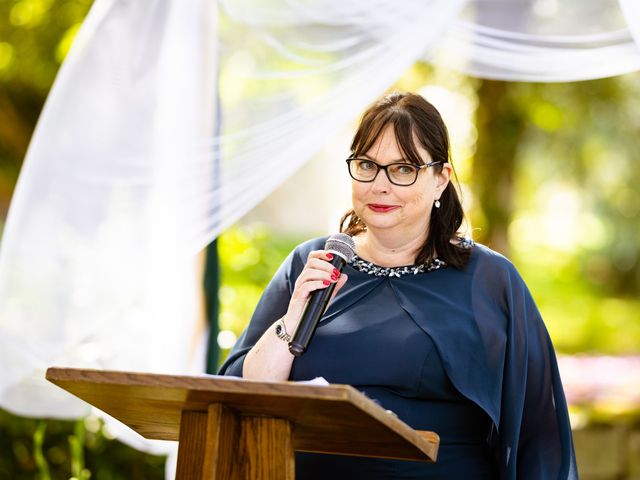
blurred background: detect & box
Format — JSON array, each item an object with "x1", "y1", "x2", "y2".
[{"x1": 1, "y1": 0, "x2": 639, "y2": 479}]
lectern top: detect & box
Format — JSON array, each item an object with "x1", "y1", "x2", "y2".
[{"x1": 46, "y1": 367, "x2": 438, "y2": 462}]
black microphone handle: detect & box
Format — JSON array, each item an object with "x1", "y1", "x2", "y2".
[{"x1": 288, "y1": 254, "x2": 346, "y2": 357}]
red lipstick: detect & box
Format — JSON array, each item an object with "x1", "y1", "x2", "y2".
[{"x1": 368, "y1": 204, "x2": 399, "y2": 213}]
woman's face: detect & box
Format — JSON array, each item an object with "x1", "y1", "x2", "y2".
[{"x1": 351, "y1": 125, "x2": 451, "y2": 239}]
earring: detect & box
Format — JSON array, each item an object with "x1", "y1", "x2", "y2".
[{"x1": 434, "y1": 200, "x2": 441, "y2": 209}]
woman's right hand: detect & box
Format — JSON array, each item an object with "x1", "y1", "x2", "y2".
[
  {"x1": 284, "y1": 250, "x2": 348, "y2": 330},
  {"x1": 243, "y1": 249, "x2": 348, "y2": 380}
]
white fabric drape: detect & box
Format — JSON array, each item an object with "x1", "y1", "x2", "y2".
[
  {"x1": 0, "y1": 0, "x2": 213, "y2": 448},
  {"x1": 213, "y1": 0, "x2": 469, "y2": 245},
  {"x1": 433, "y1": 0, "x2": 640, "y2": 81},
  {"x1": 619, "y1": 0, "x2": 640, "y2": 48},
  {"x1": 1, "y1": 0, "x2": 640, "y2": 454}
]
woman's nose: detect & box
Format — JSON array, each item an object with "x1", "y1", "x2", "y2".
[{"x1": 371, "y1": 168, "x2": 392, "y2": 193}]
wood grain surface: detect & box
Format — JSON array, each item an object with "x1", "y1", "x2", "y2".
[{"x1": 46, "y1": 367, "x2": 439, "y2": 463}]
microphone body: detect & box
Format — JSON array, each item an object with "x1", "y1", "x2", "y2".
[{"x1": 288, "y1": 234, "x2": 355, "y2": 357}]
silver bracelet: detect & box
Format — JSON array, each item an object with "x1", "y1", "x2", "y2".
[{"x1": 274, "y1": 317, "x2": 291, "y2": 342}]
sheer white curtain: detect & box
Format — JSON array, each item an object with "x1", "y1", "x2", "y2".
[
  {"x1": 0, "y1": 0, "x2": 213, "y2": 446},
  {"x1": 619, "y1": 0, "x2": 640, "y2": 47},
  {"x1": 1, "y1": 0, "x2": 639, "y2": 454},
  {"x1": 433, "y1": 0, "x2": 640, "y2": 81},
  {"x1": 212, "y1": 0, "x2": 469, "y2": 244}
]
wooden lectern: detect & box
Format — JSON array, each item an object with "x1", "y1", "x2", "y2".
[{"x1": 46, "y1": 367, "x2": 439, "y2": 479}]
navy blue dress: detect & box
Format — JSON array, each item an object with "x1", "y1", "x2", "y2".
[{"x1": 219, "y1": 238, "x2": 578, "y2": 479}]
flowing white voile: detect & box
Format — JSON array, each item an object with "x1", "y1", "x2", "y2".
[
  {"x1": 0, "y1": 0, "x2": 214, "y2": 455},
  {"x1": 1, "y1": 0, "x2": 640, "y2": 458},
  {"x1": 212, "y1": 0, "x2": 469, "y2": 249},
  {"x1": 431, "y1": 0, "x2": 640, "y2": 81},
  {"x1": 619, "y1": 0, "x2": 640, "y2": 47}
]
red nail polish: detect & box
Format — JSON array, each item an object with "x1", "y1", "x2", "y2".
[
  {"x1": 326, "y1": 253, "x2": 333, "y2": 260},
  {"x1": 333, "y1": 268, "x2": 339, "y2": 276},
  {"x1": 331, "y1": 274, "x2": 338, "y2": 281},
  {"x1": 323, "y1": 280, "x2": 330, "y2": 286}
]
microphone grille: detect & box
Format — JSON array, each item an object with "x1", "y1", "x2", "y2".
[{"x1": 325, "y1": 233, "x2": 356, "y2": 263}]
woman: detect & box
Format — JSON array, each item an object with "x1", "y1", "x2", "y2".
[{"x1": 219, "y1": 92, "x2": 578, "y2": 479}]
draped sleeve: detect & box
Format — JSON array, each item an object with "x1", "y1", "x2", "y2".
[
  {"x1": 382, "y1": 244, "x2": 577, "y2": 478},
  {"x1": 494, "y1": 253, "x2": 579, "y2": 479},
  {"x1": 217, "y1": 237, "x2": 326, "y2": 376}
]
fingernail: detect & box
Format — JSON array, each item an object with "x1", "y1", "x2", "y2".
[
  {"x1": 333, "y1": 268, "x2": 339, "y2": 276},
  {"x1": 331, "y1": 274, "x2": 338, "y2": 281},
  {"x1": 326, "y1": 253, "x2": 333, "y2": 260},
  {"x1": 323, "y1": 280, "x2": 330, "y2": 286}
]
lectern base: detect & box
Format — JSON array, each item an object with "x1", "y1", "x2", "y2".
[{"x1": 176, "y1": 403, "x2": 294, "y2": 480}]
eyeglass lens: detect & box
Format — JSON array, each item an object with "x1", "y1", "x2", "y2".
[{"x1": 349, "y1": 159, "x2": 418, "y2": 185}]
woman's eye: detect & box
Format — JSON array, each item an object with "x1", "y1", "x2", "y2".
[
  {"x1": 357, "y1": 160, "x2": 375, "y2": 170},
  {"x1": 394, "y1": 165, "x2": 415, "y2": 175}
]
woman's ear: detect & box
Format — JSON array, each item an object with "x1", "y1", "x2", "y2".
[{"x1": 436, "y1": 162, "x2": 453, "y2": 193}]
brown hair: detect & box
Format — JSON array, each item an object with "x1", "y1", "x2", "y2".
[{"x1": 339, "y1": 92, "x2": 470, "y2": 269}]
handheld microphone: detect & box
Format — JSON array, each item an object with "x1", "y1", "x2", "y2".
[{"x1": 288, "y1": 233, "x2": 355, "y2": 357}]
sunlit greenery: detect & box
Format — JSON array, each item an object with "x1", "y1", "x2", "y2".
[
  {"x1": 216, "y1": 224, "x2": 306, "y2": 364},
  {"x1": 496, "y1": 78, "x2": 640, "y2": 353},
  {"x1": 0, "y1": 409, "x2": 165, "y2": 479}
]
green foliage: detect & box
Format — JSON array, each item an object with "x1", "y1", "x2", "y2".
[
  {"x1": 216, "y1": 224, "x2": 306, "y2": 365},
  {"x1": 0, "y1": 409, "x2": 165, "y2": 479},
  {"x1": 516, "y1": 251, "x2": 640, "y2": 354},
  {"x1": 33, "y1": 421, "x2": 51, "y2": 479},
  {"x1": 501, "y1": 77, "x2": 640, "y2": 353}
]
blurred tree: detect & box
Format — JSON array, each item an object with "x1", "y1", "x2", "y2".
[
  {"x1": 471, "y1": 76, "x2": 640, "y2": 296},
  {"x1": 469, "y1": 75, "x2": 640, "y2": 352},
  {"x1": 472, "y1": 80, "x2": 528, "y2": 255},
  {"x1": 526, "y1": 77, "x2": 639, "y2": 297}
]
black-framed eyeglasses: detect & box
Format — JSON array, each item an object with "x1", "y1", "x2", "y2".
[{"x1": 346, "y1": 157, "x2": 442, "y2": 186}]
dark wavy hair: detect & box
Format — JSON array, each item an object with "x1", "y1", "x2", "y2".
[{"x1": 339, "y1": 92, "x2": 470, "y2": 269}]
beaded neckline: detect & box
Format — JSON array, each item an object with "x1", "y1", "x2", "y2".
[{"x1": 349, "y1": 237, "x2": 474, "y2": 278}]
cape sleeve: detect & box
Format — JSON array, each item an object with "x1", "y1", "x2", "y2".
[
  {"x1": 498, "y1": 260, "x2": 579, "y2": 479},
  {"x1": 217, "y1": 238, "x2": 321, "y2": 377}
]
